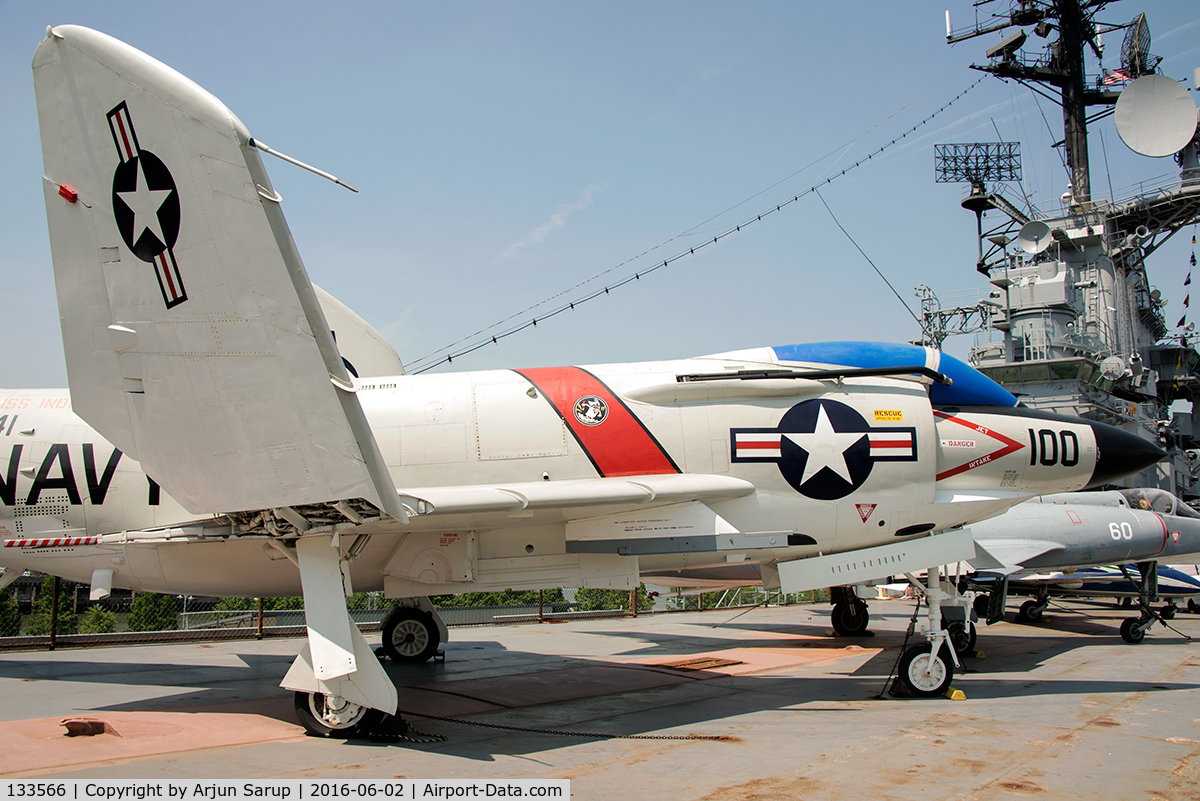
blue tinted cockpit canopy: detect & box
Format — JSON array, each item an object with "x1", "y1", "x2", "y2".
[{"x1": 772, "y1": 342, "x2": 1018, "y2": 408}]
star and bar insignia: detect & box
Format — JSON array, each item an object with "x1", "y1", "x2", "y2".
[
  {"x1": 108, "y1": 101, "x2": 188, "y2": 309},
  {"x1": 731, "y1": 398, "x2": 917, "y2": 500}
]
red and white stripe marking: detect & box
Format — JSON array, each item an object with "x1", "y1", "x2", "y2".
[
  {"x1": 155, "y1": 250, "x2": 185, "y2": 306},
  {"x1": 4, "y1": 536, "x2": 98, "y2": 548},
  {"x1": 108, "y1": 103, "x2": 138, "y2": 163},
  {"x1": 733, "y1": 433, "x2": 783, "y2": 459},
  {"x1": 868, "y1": 430, "x2": 914, "y2": 458}
]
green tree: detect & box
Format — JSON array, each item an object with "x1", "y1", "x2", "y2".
[
  {"x1": 575, "y1": 584, "x2": 653, "y2": 612},
  {"x1": 214, "y1": 596, "x2": 249, "y2": 613},
  {"x1": 0, "y1": 587, "x2": 20, "y2": 637},
  {"x1": 79, "y1": 605, "x2": 117, "y2": 634},
  {"x1": 666, "y1": 590, "x2": 726, "y2": 611},
  {"x1": 25, "y1": 576, "x2": 78, "y2": 635},
  {"x1": 431, "y1": 588, "x2": 566, "y2": 608},
  {"x1": 127, "y1": 593, "x2": 178, "y2": 631},
  {"x1": 347, "y1": 592, "x2": 383, "y2": 611},
  {"x1": 214, "y1": 596, "x2": 303, "y2": 612}
]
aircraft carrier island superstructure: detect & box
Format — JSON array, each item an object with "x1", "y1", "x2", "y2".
[{"x1": 926, "y1": 1, "x2": 1200, "y2": 500}]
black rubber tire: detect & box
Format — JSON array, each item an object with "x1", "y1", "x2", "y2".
[
  {"x1": 293, "y1": 691, "x2": 385, "y2": 738},
  {"x1": 1160, "y1": 604, "x2": 1176, "y2": 620},
  {"x1": 943, "y1": 619, "x2": 977, "y2": 656},
  {"x1": 831, "y1": 601, "x2": 869, "y2": 636},
  {"x1": 381, "y1": 607, "x2": 441, "y2": 663},
  {"x1": 1189, "y1": 599, "x2": 1200, "y2": 614},
  {"x1": 1120, "y1": 617, "x2": 1146, "y2": 644},
  {"x1": 1017, "y1": 600, "x2": 1043, "y2": 623},
  {"x1": 897, "y1": 643, "x2": 954, "y2": 698},
  {"x1": 972, "y1": 594, "x2": 990, "y2": 618}
]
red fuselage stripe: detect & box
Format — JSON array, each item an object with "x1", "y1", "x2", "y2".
[
  {"x1": 1153, "y1": 512, "x2": 1168, "y2": 556},
  {"x1": 115, "y1": 112, "x2": 134, "y2": 160},
  {"x1": 515, "y1": 367, "x2": 680, "y2": 478}
]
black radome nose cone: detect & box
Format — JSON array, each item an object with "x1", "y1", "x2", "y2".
[{"x1": 1087, "y1": 421, "x2": 1167, "y2": 489}]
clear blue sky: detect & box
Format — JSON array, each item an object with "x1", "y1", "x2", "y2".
[{"x1": 2, "y1": 1, "x2": 1198, "y2": 386}]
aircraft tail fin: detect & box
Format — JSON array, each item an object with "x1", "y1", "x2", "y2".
[
  {"x1": 32, "y1": 25, "x2": 407, "y2": 520},
  {"x1": 313, "y1": 285, "x2": 405, "y2": 378}
]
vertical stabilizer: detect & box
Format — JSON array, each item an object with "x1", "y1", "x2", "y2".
[
  {"x1": 33, "y1": 26, "x2": 406, "y2": 520},
  {"x1": 313, "y1": 284, "x2": 406, "y2": 378}
]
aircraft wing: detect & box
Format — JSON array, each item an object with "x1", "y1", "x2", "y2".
[
  {"x1": 970, "y1": 538, "x2": 1067, "y2": 573},
  {"x1": 404, "y1": 473, "x2": 755, "y2": 516},
  {"x1": 33, "y1": 26, "x2": 407, "y2": 520},
  {"x1": 1008, "y1": 569, "x2": 1128, "y2": 585}
]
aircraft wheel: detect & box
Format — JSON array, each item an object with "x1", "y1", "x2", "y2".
[
  {"x1": 294, "y1": 692, "x2": 385, "y2": 738},
  {"x1": 943, "y1": 619, "x2": 977, "y2": 656},
  {"x1": 1119, "y1": 618, "x2": 1146, "y2": 644},
  {"x1": 972, "y1": 594, "x2": 990, "y2": 618},
  {"x1": 1016, "y1": 600, "x2": 1043, "y2": 623},
  {"x1": 898, "y1": 643, "x2": 954, "y2": 698},
  {"x1": 1160, "y1": 604, "x2": 1176, "y2": 620},
  {"x1": 831, "y1": 601, "x2": 869, "y2": 636},
  {"x1": 382, "y1": 607, "x2": 440, "y2": 662},
  {"x1": 1189, "y1": 599, "x2": 1200, "y2": 614}
]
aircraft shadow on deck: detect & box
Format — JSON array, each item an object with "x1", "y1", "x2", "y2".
[{"x1": 0, "y1": 617, "x2": 1194, "y2": 762}]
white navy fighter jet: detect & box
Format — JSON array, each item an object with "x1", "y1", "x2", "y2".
[{"x1": 0, "y1": 25, "x2": 1164, "y2": 734}]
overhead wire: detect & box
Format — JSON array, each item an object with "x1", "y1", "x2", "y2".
[
  {"x1": 408, "y1": 75, "x2": 988, "y2": 374},
  {"x1": 814, "y1": 188, "x2": 923, "y2": 330}
]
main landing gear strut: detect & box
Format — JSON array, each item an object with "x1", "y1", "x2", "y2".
[{"x1": 280, "y1": 535, "x2": 401, "y2": 738}]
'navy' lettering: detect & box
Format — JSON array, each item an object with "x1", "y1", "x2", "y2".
[
  {"x1": 27, "y1": 443, "x2": 82, "y2": 505},
  {"x1": 83, "y1": 443, "x2": 123, "y2": 504}
]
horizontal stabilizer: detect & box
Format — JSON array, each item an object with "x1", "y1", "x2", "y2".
[{"x1": 33, "y1": 26, "x2": 403, "y2": 519}]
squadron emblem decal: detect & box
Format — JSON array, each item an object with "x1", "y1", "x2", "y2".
[
  {"x1": 573, "y1": 396, "x2": 609, "y2": 426},
  {"x1": 107, "y1": 101, "x2": 188, "y2": 309},
  {"x1": 731, "y1": 398, "x2": 917, "y2": 500}
]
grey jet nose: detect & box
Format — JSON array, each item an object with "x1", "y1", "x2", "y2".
[{"x1": 1086, "y1": 420, "x2": 1167, "y2": 489}]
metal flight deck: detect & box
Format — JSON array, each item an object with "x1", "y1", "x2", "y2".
[{"x1": 0, "y1": 603, "x2": 1196, "y2": 800}]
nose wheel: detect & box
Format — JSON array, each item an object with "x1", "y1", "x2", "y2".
[
  {"x1": 1015, "y1": 598, "x2": 1047, "y2": 623},
  {"x1": 897, "y1": 642, "x2": 954, "y2": 697}
]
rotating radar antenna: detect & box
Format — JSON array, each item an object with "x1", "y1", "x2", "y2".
[{"x1": 1120, "y1": 13, "x2": 1160, "y2": 80}]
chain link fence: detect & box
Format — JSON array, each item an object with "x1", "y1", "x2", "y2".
[{"x1": 0, "y1": 572, "x2": 830, "y2": 651}]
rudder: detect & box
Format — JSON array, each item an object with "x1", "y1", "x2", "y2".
[{"x1": 33, "y1": 26, "x2": 405, "y2": 519}]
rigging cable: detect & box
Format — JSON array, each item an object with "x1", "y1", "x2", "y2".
[
  {"x1": 409, "y1": 75, "x2": 987, "y2": 374},
  {"x1": 814, "y1": 188, "x2": 923, "y2": 331}
]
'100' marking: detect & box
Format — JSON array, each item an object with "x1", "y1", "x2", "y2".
[{"x1": 1028, "y1": 428, "x2": 1080, "y2": 467}]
